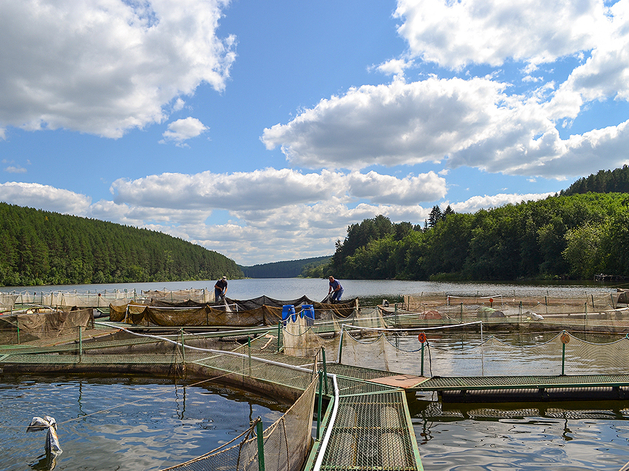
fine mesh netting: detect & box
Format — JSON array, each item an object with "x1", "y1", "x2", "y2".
[
  {"x1": 338, "y1": 324, "x2": 629, "y2": 377},
  {"x1": 0, "y1": 308, "x2": 94, "y2": 344},
  {"x1": 161, "y1": 372, "x2": 318, "y2": 471},
  {"x1": 143, "y1": 289, "x2": 214, "y2": 303},
  {"x1": 280, "y1": 307, "x2": 388, "y2": 361},
  {"x1": 6, "y1": 290, "x2": 138, "y2": 309},
  {"x1": 108, "y1": 297, "x2": 358, "y2": 327},
  {"x1": 401, "y1": 292, "x2": 623, "y2": 326},
  {"x1": 0, "y1": 292, "x2": 18, "y2": 312},
  {"x1": 109, "y1": 303, "x2": 285, "y2": 327}
]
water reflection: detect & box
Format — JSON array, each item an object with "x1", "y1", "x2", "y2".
[
  {"x1": 30, "y1": 453, "x2": 58, "y2": 471},
  {"x1": 411, "y1": 398, "x2": 629, "y2": 470}
]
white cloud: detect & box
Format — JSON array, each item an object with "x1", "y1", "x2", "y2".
[
  {"x1": 111, "y1": 168, "x2": 345, "y2": 210},
  {"x1": 262, "y1": 77, "x2": 511, "y2": 169},
  {"x1": 512, "y1": 120, "x2": 629, "y2": 177},
  {"x1": 0, "y1": 182, "x2": 91, "y2": 214},
  {"x1": 394, "y1": 0, "x2": 608, "y2": 69},
  {"x1": 173, "y1": 98, "x2": 186, "y2": 112},
  {"x1": 374, "y1": 58, "x2": 414, "y2": 77},
  {"x1": 262, "y1": 64, "x2": 629, "y2": 180},
  {"x1": 111, "y1": 168, "x2": 446, "y2": 211},
  {"x1": 450, "y1": 192, "x2": 554, "y2": 214},
  {"x1": 347, "y1": 171, "x2": 446, "y2": 204},
  {"x1": 0, "y1": 0, "x2": 235, "y2": 138},
  {"x1": 4, "y1": 166, "x2": 27, "y2": 173},
  {"x1": 548, "y1": 1, "x2": 629, "y2": 120},
  {"x1": 160, "y1": 117, "x2": 208, "y2": 145},
  {"x1": 90, "y1": 198, "x2": 212, "y2": 225}
]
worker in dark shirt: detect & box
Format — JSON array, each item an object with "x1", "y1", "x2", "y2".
[{"x1": 214, "y1": 276, "x2": 228, "y2": 302}]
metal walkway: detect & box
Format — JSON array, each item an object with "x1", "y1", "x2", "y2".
[
  {"x1": 412, "y1": 374, "x2": 629, "y2": 391},
  {"x1": 300, "y1": 364, "x2": 423, "y2": 470},
  {"x1": 410, "y1": 374, "x2": 629, "y2": 402}
]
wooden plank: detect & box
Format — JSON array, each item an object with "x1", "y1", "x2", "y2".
[{"x1": 370, "y1": 374, "x2": 428, "y2": 389}]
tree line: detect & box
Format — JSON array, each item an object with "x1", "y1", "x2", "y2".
[
  {"x1": 0, "y1": 203, "x2": 243, "y2": 287},
  {"x1": 308, "y1": 190, "x2": 629, "y2": 282},
  {"x1": 560, "y1": 165, "x2": 629, "y2": 196},
  {"x1": 240, "y1": 255, "x2": 331, "y2": 278}
]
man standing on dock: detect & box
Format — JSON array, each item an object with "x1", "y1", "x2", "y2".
[
  {"x1": 328, "y1": 276, "x2": 344, "y2": 303},
  {"x1": 214, "y1": 276, "x2": 228, "y2": 302}
]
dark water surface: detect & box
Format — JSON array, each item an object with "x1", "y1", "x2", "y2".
[
  {"x1": 411, "y1": 399, "x2": 629, "y2": 470},
  {"x1": 0, "y1": 376, "x2": 285, "y2": 471}
]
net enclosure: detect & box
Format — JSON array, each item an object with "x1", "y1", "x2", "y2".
[
  {"x1": 402, "y1": 291, "x2": 622, "y2": 321},
  {"x1": 336, "y1": 319, "x2": 629, "y2": 378},
  {"x1": 162, "y1": 375, "x2": 318, "y2": 471},
  {"x1": 109, "y1": 296, "x2": 358, "y2": 327},
  {"x1": 0, "y1": 308, "x2": 94, "y2": 344}
]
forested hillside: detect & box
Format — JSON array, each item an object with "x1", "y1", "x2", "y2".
[
  {"x1": 316, "y1": 193, "x2": 629, "y2": 281},
  {"x1": 241, "y1": 256, "x2": 331, "y2": 278},
  {"x1": 561, "y1": 165, "x2": 629, "y2": 196},
  {"x1": 0, "y1": 203, "x2": 243, "y2": 287}
]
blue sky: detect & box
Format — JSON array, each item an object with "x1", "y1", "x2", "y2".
[{"x1": 1, "y1": 0, "x2": 629, "y2": 265}]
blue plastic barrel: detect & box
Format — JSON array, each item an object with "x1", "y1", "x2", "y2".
[
  {"x1": 282, "y1": 305, "x2": 296, "y2": 322},
  {"x1": 301, "y1": 304, "x2": 315, "y2": 326},
  {"x1": 301, "y1": 304, "x2": 315, "y2": 320}
]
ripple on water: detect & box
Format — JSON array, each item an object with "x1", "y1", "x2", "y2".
[{"x1": 0, "y1": 377, "x2": 285, "y2": 471}]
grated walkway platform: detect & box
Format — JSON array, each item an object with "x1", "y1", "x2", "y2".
[
  {"x1": 410, "y1": 374, "x2": 629, "y2": 402},
  {"x1": 412, "y1": 374, "x2": 629, "y2": 392}
]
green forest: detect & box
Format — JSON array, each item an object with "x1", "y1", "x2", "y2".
[
  {"x1": 308, "y1": 166, "x2": 629, "y2": 282},
  {"x1": 0, "y1": 203, "x2": 243, "y2": 287},
  {"x1": 240, "y1": 256, "x2": 331, "y2": 278}
]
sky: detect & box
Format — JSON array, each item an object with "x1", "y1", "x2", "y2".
[{"x1": 1, "y1": 0, "x2": 629, "y2": 266}]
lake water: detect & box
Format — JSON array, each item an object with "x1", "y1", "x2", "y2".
[
  {"x1": 1, "y1": 277, "x2": 618, "y2": 302},
  {"x1": 411, "y1": 399, "x2": 629, "y2": 470},
  {"x1": 0, "y1": 376, "x2": 285, "y2": 471},
  {"x1": 1, "y1": 279, "x2": 627, "y2": 470}
]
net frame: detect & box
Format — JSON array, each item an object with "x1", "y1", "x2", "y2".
[{"x1": 337, "y1": 322, "x2": 629, "y2": 378}]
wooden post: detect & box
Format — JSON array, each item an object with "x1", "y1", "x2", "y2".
[
  {"x1": 78, "y1": 325, "x2": 83, "y2": 362},
  {"x1": 180, "y1": 329, "x2": 186, "y2": 364}
]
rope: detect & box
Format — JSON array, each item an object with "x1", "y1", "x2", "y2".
[
  {"x1": 94, "y1": 322, "x2": 317, "y2": 373},
  {"x1": 0, "y1": 376, "x2": 213, "y2": 430},
  {"x1": 344, "y1": 320, "x2": 483, "y2": 332}
]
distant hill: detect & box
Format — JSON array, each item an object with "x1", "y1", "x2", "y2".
[
  {"x1": 240, "y1": 256, "x2": 332, "y2": 278},
  {"x1": 0, "y1": 202, "x2": 243, "y2": 287},
  {"x1": 561, "y1": 165, "x2": 629, "y2": 196}
]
